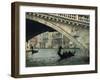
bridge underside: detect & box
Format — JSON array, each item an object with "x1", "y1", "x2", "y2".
[{"x1": 26, "y1": 19, "x2": 56, "y2": 41}]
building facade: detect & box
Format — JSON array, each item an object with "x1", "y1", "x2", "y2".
[{"x1": 26, "y1": 31, "x2": 77, "y2": 49}]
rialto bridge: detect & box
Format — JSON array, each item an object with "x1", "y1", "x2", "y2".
[{"x1": 26, "y1": 13, "x2": 90, "y2": 56}]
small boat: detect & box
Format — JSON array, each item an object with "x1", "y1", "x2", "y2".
[
  {"x1": 32, "y1": 49, "x2": 38, "y2": 54},
  {"x1": 57, "y1": 46, "x2": 75, "y2": 61}
]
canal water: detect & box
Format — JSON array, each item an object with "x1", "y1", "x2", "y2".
[{"x1": 26, "y1": 49, "x2": 89, "y2": 67}]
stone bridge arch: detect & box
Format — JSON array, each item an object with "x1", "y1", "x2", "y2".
[{"x1": 26, "y1": 14, "x2": 89, "y2": 56}]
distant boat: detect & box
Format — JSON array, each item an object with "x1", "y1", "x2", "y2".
[
  {"x1": 73, "y1": 35, "x2": 79, "y2": 38},
  {"x1": 26, "y1": 49, "x2": 38, "y2": 54},
  {"x1": 32, "y1": 49, "x2": 38, "y2": 54}
]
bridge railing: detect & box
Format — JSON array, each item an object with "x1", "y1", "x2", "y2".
[{"x1": 26, "y1": 12, "x2": 89, "y2": 29}]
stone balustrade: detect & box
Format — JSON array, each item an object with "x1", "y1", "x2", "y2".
[{"x1": 26, "y1": 12, "x2": 89, "y2": 29}]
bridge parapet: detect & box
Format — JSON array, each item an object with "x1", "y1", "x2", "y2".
[
  {"x1": 26, "y1": 12, "x2": 89, "y2": 29},
  {"x1": 45, "y1": 13, "x2": 90, "y2": 23}
]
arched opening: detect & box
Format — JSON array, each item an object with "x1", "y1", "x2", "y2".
[{"x1": 26, "y1": 19, "x2": 56, "y2": 41}]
